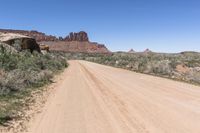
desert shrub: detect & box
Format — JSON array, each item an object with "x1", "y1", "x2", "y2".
[
  {"x1": 73, "y1": 51, "x2": 200, "y2": 85},
  {"x1": 0, "y1": 45, "x2": 69, "y2": 125},
  {"x1": 0, "y1": 49, "x2": 67, "y2": 95},
  {"x1": 54, "y1": 51, "x2": 200, "y2": 85},
  {"x1": 151, "y1": 60, "x2": 172, "y2": 75}
]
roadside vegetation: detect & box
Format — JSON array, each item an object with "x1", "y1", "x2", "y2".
[
  {"x1": 1, "y1": 48, "x2": 200, "y2": 127},
  {"x1": 64, "y1": 51, "x2": 200, "y2": 86},
  {"x1": 0, "y1": 43, "x2": 67, "y2": 126}
]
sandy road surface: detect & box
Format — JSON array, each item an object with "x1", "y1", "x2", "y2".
[{"x1": 27, "y1": 60, "x2": 200, "y2": 133}]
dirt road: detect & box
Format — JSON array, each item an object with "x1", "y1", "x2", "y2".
[{"x1": 27, "y1": 60, "x2": 200, "y2": 133}]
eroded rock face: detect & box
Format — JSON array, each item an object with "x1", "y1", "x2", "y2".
[
  {"x1": 0, "y1": 29, "x2": 58, "y2": 42},
  {"x1": 0, "y1": 33, "x2": 41, "y2": 53},
  {"x1": 64, "y1": 31, "x2": 89, "y2": 42},
  {"x1": 128, "y1": 49, "x2": 135, "y2": 53},
  {"x1": 42, "y1": 41, "x2": 110, "y2": 53},
  {"x1": 0, "y1": 29, "x2": 110, "y2": 53},
  {"x1": 0, "y1": 42, "x2": 18, "y2": 54},
  {"x1": 144, "y1": 49, "x2": 152, "y2": 53}
]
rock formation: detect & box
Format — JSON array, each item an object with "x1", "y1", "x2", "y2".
[
  {"x1": 128, "y1": 49, "x2": 135, "y2": 53},
  {"x1": 0, "y1": 29, "x2": 110, "y2": 53},
  {"x1": 0, "y1": 29, "x2": 57, "y2": 42},
  {"x1": 64, "y1": 31, "x2": 89, "y2": 42},
  {"x1": 144, "y1": 49, "x2": 152, "y2": 53},
  {"x1": 45, "y1": 41, "x2": 110, "y2": 53},
  {"x1": 0, "y1": 33, "x2": 41, "y2": 53}
]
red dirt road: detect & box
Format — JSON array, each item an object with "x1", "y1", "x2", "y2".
[{"x1": 27, "y1": 60, "x2": 200, "y2": 133}]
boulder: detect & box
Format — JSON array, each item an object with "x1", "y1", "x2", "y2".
[
  {"x1": 0, "y1": 33, "x2": 41, "y2": 53},
  {"x1": 0, "y1": 42, "x2": 18, "y2": 54}
]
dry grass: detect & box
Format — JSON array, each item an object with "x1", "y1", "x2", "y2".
[{"x1": 0, "y1": 44, "x2": 68, "y2": 125}]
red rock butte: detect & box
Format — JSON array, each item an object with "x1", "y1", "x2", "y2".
[{"x1": 0, "y1": 29, "x2": 110, "y2": 53}]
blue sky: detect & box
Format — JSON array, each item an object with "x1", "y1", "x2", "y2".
[{"x1": 0, "y1": 0, "x2": 200, "y2": 52}]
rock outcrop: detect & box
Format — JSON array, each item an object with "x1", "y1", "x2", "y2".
[
  {"x1": 128, "y1": 49, "x2": 135, "y2": 53},
  {"x1": 0, "y1": 42, "x2": 18, "y2": 54},
  {"x1": 0, "y1": 33, "x2": 41, "y2": 53},
  {"x1": 64, "y1": 31, "x2": 89, "y2": 42},
  {"x1": 143, "y1": 49, "x2": 152, "y2": 53},
  {"x1": 43, "y1": 41, "x2": 110, "y2": 53},
  {"x1": 0, "y1": 29, "x2": 110, "y2": 53},
  {"x1": 0, "y1": 29, "x2": 57, "y2": 42}
]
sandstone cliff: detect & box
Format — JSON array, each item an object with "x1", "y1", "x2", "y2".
[
  {"x1": 64, "y1": 31, "x2": 89, "y2": 42},
  {"x1": 0, "y1": 29, "x2": 110, "y2": 53},
  {"x1": 0, "y1": 29, "x2": 57, "y2": 42}
]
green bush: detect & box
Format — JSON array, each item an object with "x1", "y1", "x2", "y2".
[
  {"x1": 0, "y1": 49, "x2": 67, "y2": 95},
  {"x1": 0, "y1": 45, "x2": 68, "y2": 126},
  {"x1": 67, "y1": 52, "x2": 200, "y2": 85}
]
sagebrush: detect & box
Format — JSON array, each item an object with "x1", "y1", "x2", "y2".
[{"x1": 0, "y1": 45, "x2": 67, "y2": 125}]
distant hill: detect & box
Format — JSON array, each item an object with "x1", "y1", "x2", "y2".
[
  {"x1": 0, "y1": 29, "x2": 110, "y2": 53},
  {"x1": 143, "y1": 48, "x2": 152, "y2": 53},
  {"x1": 128, "y1": 49, "x2": 135, "y2": 53}
]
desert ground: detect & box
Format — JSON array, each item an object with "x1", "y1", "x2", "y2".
[{"x1": 26, "y1": 60, "x2": 200, "y2": 133}]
